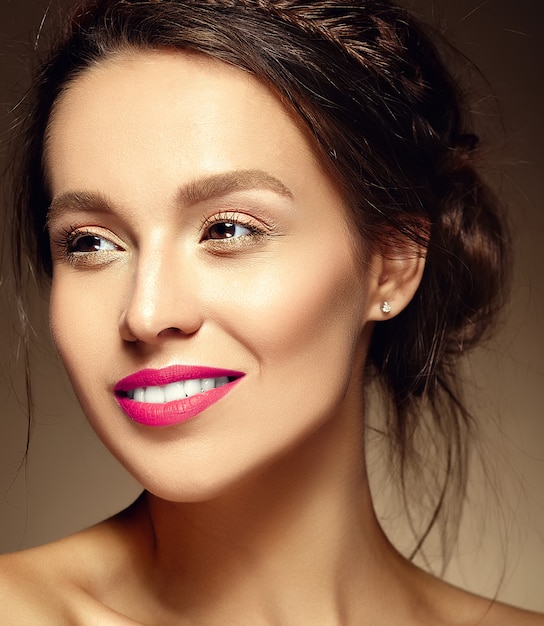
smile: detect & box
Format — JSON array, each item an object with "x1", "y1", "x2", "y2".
[
  {"x1": 124, "y1": 376, "x2": 231, "y2": 403},
  {"x1": 114, "y1": 365, "x2": 244, "y2": 427}
]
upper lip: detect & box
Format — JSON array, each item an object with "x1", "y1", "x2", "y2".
[{"x1": 114, "y1": 365, "x2": 244, "y2": 392}]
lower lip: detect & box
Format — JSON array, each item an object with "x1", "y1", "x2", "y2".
[{"x1": 115, "y1": 378, "x2": 242, "y2": 427}]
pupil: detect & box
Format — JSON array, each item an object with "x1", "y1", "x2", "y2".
[
  {"x1": 210, "y1": 222, "x2": 236, "y2": 239},
  {"x1": 77, "y1": 235, "x2": 102, "y2": 252}
]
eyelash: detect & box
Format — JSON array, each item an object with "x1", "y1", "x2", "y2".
[
  {"x1": 199, "y1": 212, "x2": 269, "y2": 248},
  {"x1": 52, "y1": 226, "x2": 121, "y2": 266}
]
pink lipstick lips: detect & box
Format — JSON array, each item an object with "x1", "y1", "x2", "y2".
[{"x1": 114, "y1": 365, "x2": 244, "y2": 427}]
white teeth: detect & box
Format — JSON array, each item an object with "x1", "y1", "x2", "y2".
[
  {"x1": 201, "y1": 377, "x2": 215, "y2": 391},
  {"x1": 145, "y1": 386, "x2": 165, "y2": 403},
  {"x1": 164, "y1": 381, "x2": 184, "y2": 403},
  {"x1": 184, "y1": 379, "x2": 201, "y2": 398},
  {"x1": 127, "y1": 377, "x2": 232, "y2": 404}
]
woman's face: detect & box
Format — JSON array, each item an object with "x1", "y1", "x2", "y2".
[{"x1": 46, "y1": 51, "x2": 381, "y2": 500}]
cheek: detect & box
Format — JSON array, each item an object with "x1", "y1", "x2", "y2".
[
  {"x1": 208, "y1": 247, "x2": 368, "y2": 369},
  {"x1": 50, "y1": 276, "x2": 75, "y2": 360},
  {"x1": 49, "y1": 273, "x2": 117, "y2": 382},
  {"x1": 50, "y1": 278, "x2": 86, "y2": 383}
]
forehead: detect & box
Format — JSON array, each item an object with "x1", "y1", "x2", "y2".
[
  {"x1": 44, "y1": 49, "x2": 352, "y2": 231},
  {"x1": 46, "y1": 52, "x2": 325, "y2": 188},
  {"x1": 46, "y1": 50, "x2": 310, "y2": 163},
  {"x1": 46, "y1": 50, "x2": 293, "y2": 163}
]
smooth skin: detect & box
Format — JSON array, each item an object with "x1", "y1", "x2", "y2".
[{"x1": 1, "y1": 51, "x2": 542, "y2": 625}]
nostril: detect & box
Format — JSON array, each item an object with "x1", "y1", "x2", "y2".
[{"x1": 158, "y1": 326, "x2": 183, "y2": 336}]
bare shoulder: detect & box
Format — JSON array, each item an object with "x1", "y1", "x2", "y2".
[
  {"x1": 407, "y1": 564, "x2": 544, "y2": 626},
  {"x1": 0, "y1": 499, "x2": 148, "y2": 625},
  {"x1": 477, "y1": 599, "x2": 544, "y2": 626},
  {"x1": 0, "y1": 542, "x2": 79, "y2": 624},
  {"x1": 424, "y1": 572, "x2": 544, "y2": 626}
]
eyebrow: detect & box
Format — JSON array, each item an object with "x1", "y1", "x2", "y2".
[
  {"x1": 47, "y1": 190, "x2": 115, "y2": 226},
  {"x1": 47, "y1": 169, "x2": 293, "y2": 224},
  {"x1": 179, "y1": 169, "x2": 293, "y2": 205}
]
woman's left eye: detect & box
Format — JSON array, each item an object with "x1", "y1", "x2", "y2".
[
  {"x1": 200, "y1": 213, "x2": 267, "y2": 249},
  {"x1": 204, "y1": 221, "x2": 253, "y2": 240}
]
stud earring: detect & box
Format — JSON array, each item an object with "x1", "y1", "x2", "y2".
[{"x1": 381, "y1": 301, "x2": 392, "y2": 314}]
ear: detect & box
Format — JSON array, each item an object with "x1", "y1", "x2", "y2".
[{"x1": 365, "y1": 240, "x2": 427, "y2": 322}]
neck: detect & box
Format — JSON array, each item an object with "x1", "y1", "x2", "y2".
[{"x1": 135, "y1": 403, "x2": 413, "y2": 624}]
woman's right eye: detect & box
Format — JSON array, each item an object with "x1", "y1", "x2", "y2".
[
  {"x1": 67, "y1": 233, "x2": 119, "y2": 254},
  {"x1": 52, "y1": 227, "x2": 124, "y2": 267}
]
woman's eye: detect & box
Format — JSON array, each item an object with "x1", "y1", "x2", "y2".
[
  {"x1": 205, "y1": 221, "x2": 252, "y2": 240},
  {"x1": 199, "y1": 214, "x2": 269, "y2": 253},
  {"x1": 69, "y1": 233, "x2": 119, "y2": 253},
  {"x1": 52, "y1": 228, "x2": 123, "y2": 267}
]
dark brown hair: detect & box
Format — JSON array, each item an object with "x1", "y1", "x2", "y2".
[{"x1": 8, "y1": 0, "x2": 509, "y2": 563}]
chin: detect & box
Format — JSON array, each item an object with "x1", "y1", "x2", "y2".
[{"x1": 123, "y1": 458, "x2": 258, "y2": 505}]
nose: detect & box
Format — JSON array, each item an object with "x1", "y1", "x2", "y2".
[{"x1": 119, "y1": 246, "x2": 203, "y2": 344}]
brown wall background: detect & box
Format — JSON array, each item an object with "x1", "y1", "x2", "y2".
[{"x1": 1, "y1": 0, "x2": 543, "y2": 612}]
